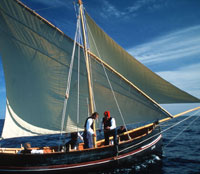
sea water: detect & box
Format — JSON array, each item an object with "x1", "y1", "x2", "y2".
[{"x1": 0, "y1": 116, "x2": 200, "y2": 174}]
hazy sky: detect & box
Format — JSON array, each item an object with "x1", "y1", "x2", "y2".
[{"x1": 0, "y1": 0, "x2": 200, "y2": 118}]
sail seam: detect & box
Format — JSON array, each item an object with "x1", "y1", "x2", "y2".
[{"x1": 0, "y1": 26, "x2": 69, "y2": 67}]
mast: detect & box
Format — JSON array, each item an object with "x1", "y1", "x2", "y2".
[{"x1": 78, "y1": 0, "x2": 97, "y2": 147}]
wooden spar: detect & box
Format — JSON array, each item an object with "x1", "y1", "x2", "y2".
[
  {"x1": 113, "y1": 106, "x2": 200, "y2": 139},
  {"x1": 16, "y1": 0, "x2": 64, "y2": 35},
  {"x1": 97, "y1": 106, "x2": 200, "y2": 145},
  {"x1": 78, "y1": 0, "x2": 94, "y2": 114},
  {"x1": 159, "y1": 106, "x2": 200, "y2": 123},
  {"x1": 78, "y1": 0, "x2": 97, "y2": 147}
]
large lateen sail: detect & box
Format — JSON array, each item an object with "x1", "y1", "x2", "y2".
[
  {"x1": 0, "y1": 0, "x2": 199, "y2": 139},
  {"x1": 0, "y1": 0, "x2": 89, "y2": 138},
  {"x1": 85, "y1": 13, "x2": 200, "y2": 104}
]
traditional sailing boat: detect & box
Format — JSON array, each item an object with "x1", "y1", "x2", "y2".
[{"x1": 0, "y1": 0, "x2": 200, "y2": 173}]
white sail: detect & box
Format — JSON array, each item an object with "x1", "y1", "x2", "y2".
[
  {"x1": 0, "y1": 0, "x2": 89, "y2": 138},
  {"x1": 85, "y1": 13, "x2": 200, "y2": 104},
  {"x1": 2, "y1": 100, "x2": 62, "y2": 138}
]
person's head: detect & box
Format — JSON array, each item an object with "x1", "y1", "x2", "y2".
[
  {"x1": 24, "y1": 142, "x2": 31, "y2": 150},
  {"x1": 71, "y1": 132, "x2": 78, "y2": 140},
  {"x1": 91, "y1": 112, "x2": 99, "y2": 119},
  {"x1": 120, "y1": 126, "x2": 125, "y2": 130},
  {"x1": 104, "y1": 111, "x2": 110, "y2": 120}
]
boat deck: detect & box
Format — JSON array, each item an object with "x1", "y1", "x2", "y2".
[{"x1": 0, "y1": 122, "x2": 158, "y2": 154}]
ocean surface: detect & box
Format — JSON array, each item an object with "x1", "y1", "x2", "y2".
[{"x1": 0, "y1": 116, "x2": 200, "y2": 174}]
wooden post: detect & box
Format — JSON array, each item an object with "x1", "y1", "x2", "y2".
[{"x1": 78, "y1": 0, "x2": 96, "y2": 147}]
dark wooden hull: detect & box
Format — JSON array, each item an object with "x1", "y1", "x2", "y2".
[{"x1": 0, "y1": 126, "x2": 162, "y2": 173}]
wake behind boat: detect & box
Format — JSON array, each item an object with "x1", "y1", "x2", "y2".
[{"x1": 0, "y1": 0, "x2": 199, "y2": 173}]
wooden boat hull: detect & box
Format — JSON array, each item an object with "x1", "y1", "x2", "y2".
[{"x1": 0, "y1": 126, "x2": 162, "y2": 173}]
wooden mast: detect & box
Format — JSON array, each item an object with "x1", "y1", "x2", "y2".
[{"x1": 78, "y1": 0, "x2": 97, "y2": 147}]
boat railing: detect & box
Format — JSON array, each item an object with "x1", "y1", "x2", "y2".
[
  {"x1": 0, "y1": 147, "x2": 22, "y2": 154},
  {"x1": 0, "y1": 123, "x2": 158, "y2": 154},
  {"x1": 96, "y1": 122, "x2": 157, "y2": 146}
]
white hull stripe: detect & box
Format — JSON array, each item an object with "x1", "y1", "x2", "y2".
[
  {"x1": 0, "y1": 134, "x2": 162, "y2": 172},
  {"x1": 116, "y1": 134, "x2": 162, "y2": 160}
]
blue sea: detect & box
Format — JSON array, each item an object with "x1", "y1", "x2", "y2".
[{"x1": 0, "y1": 116, "x2": 200, "y2": 174}]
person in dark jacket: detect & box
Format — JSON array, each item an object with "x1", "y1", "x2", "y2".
[
  {"x1": 65, "y1": 132, "x2": 83, "y2": 151},
  {"x1": 84, "y1": 112, "x2": 99, "y2": 149},
  {"x1": 100, "y1": 111, "x2": 117, "y2": 145},
  {"x1": 117, "y1": 126, "x2": 128, "y2": 142},
  {"x1": 20, "y1": 142, "x2": 32, "y2": 154}
]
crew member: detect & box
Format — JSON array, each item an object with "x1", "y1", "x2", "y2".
[
  {"x1": 101, "y1": 111, "x2": 117, "y2": 145},
  {"x1": 84, "y1": 112, "x2": 99, "y2": 148},
  {"x1": 65, "y1": 132, "x2": 83, "y2": 151},
  {"x1": 117, "y1": 126, "x2": 128, "y2": 142}
]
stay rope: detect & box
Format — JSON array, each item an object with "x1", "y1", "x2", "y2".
[
  {"x1": 76, "y1": 18, "x2": 81, "y2": 127},
  {"x1": 118, "y1": 109, "x2": 200, "y2": 153},
  {"x1": 59, "y1": 17, "x2": 80, "y2": 140},
  {"x1": 164, "y1": 112, "x2": 200, "y2": 148}
]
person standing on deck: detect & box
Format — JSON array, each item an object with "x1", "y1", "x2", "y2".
[
  {"x1": 84, "y1": 112, "x2": 99, "y2": 148},
  {"x1": 101, "y1": 111, "x2": 118, "y2": 145}
]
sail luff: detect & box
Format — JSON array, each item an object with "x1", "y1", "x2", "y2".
[{"x1": 88, "y1": 51, "x2": 173, "y2": 118}]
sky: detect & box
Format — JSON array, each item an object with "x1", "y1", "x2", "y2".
[{"x1": 0, "y1": 0, "x2": 200, "y2": 119}]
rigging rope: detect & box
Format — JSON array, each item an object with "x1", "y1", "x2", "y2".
[
  {"x1": 76, "y1": 11, "x2": 84, "y2": 129},
  {"x1": 164, "y1": 113, "x2": 200, "y2": 148},
  {"x1": 59, "y1": 17, "x2": 80, "y2": 140},
  {"x1": 76, "y1": 16, "x2": 81, "y2": 126},
  {"x1": 73, "y1": 1, "x2": 78, "y2": 19},
  {"x1": 85, "y1": 18, "x2": 127, "y2": 130},
  {"x1": 118, "y1": 109, "x2": 200, "y2": 153}
]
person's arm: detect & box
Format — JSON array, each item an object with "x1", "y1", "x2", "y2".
[
  {"x1": 78, "y1": 132, "x2": 83, "y2": 141},
  {"x1": 86, "y1": 118, "x2": 94, "y2": 135},
  {"x1": 110, "y1": 118, "x2": 116, "y2": 130}
]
